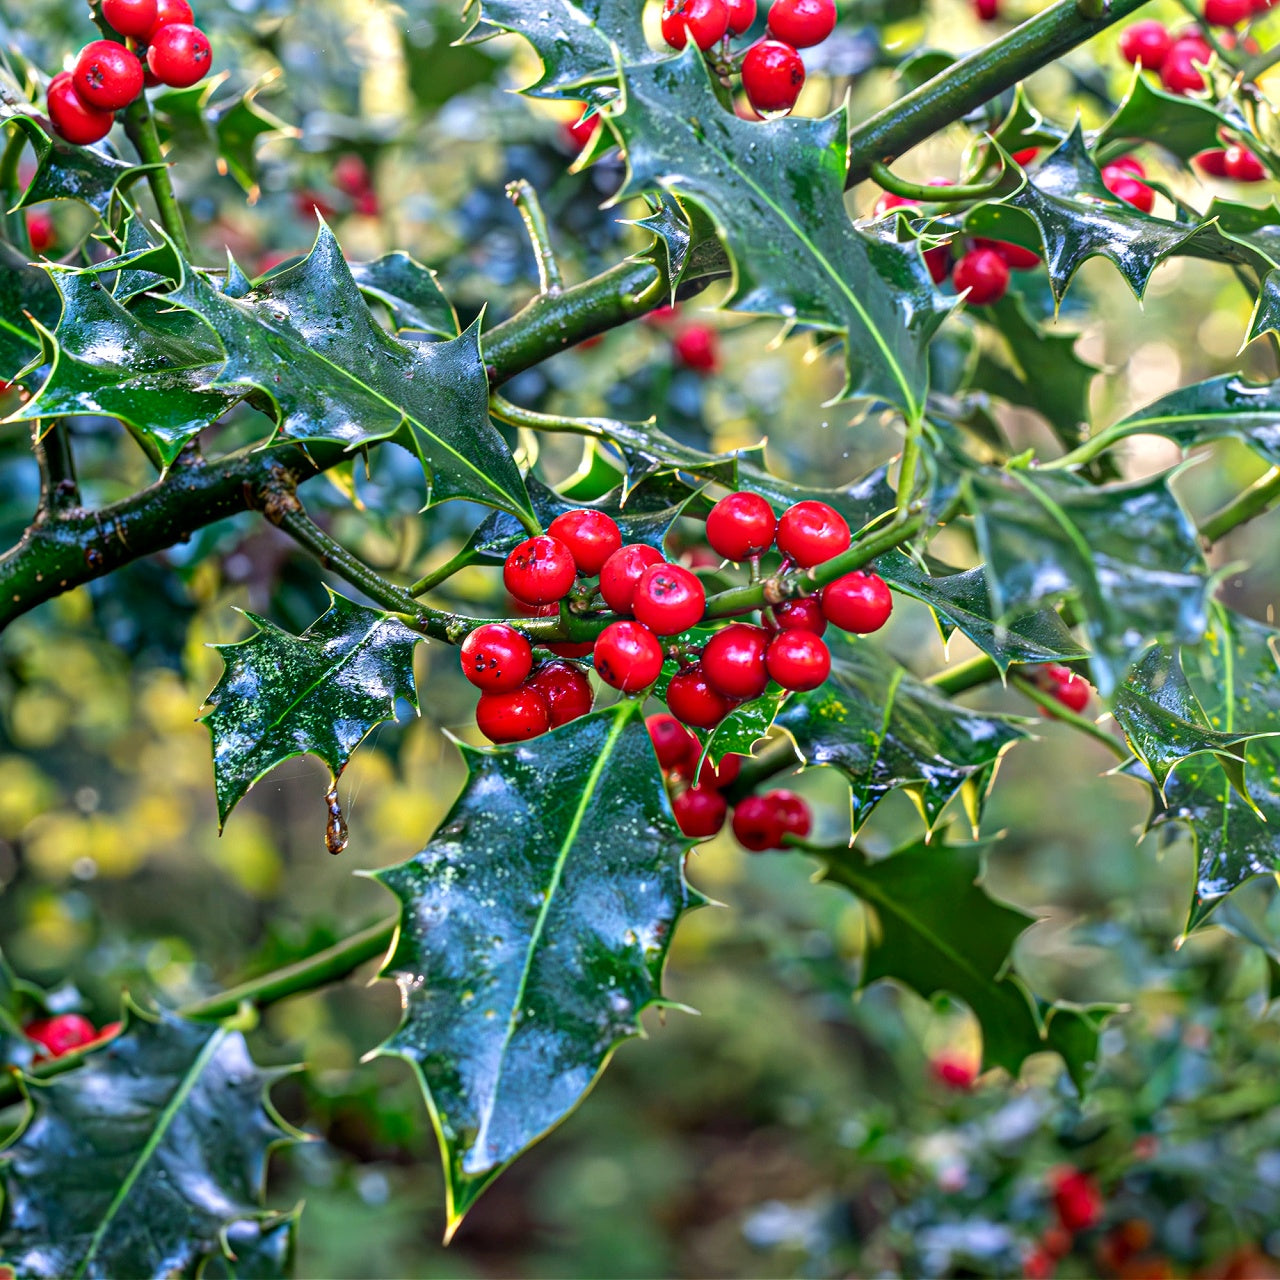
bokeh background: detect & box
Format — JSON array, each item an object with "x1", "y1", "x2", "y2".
[{"x1": 4, "y1": 0, "x2": 1280, "y2": 1274}]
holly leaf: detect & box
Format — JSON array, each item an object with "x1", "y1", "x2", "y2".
[
  {"x1": 777, "y1": 637, "x2": 1028, "y2": 833},
  {"x1": 698, "y1": 688, "x2": 788, "y2": 766},
  {"x1": 372, "y1": 702, "x2": 699, "y2": 1234},
  {"x1": 0, "y1": 115, "x2": 140, "y2": 218},
  {"x1": 168, "y1": 224, "x2": 531, "y2": 519},
  {"x1": 0, "y1": 1006, "x2": 297, "y2": 1278},
  {"x1": 350, "y1": 252, "x2": 458, "y2": 338},
  {"x1": 739, "y1": 461, "x2": 898, "y2": 534},
  {"x1": 210, "y1": 92, "x2": 296, "y2": 196},
  {"x1": 1094, "y1": 70, "x2": 1238, "y2": 163},
  {"x1": 968, "y1": 468, "x2": 1209, "y2": 697},
  {"x1": 201, "y1": 590, "x2": 420, "y2": 827},
  {"x1": 0, "y1": 246, "x2": 58, "y2": 385},
  {"x1": 609, "y1": 49, "x2": 950, "y2": 422},
  {"x1": 631, "y1": 193, "x2": 732, "y2": 295}
]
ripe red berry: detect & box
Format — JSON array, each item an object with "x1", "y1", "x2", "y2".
[
  {"x1": 822, "y1": 571, "x2": 893, "y2": 633},
  {"x1": 460, "y1": 623, "x2": 533, "y2": 692},
  {"x1": 764, "y1": 596, "x2": 827, "y2": 635},
  {"x1": 504, "y1": 534, "x2": 577, "y2": 606},
  {"x1": 931, "y1": 1052, "x2": 978, "y2": 1090},
  {"x1": 1160, "y1": 37, "x2": 1210, "y2": 94},
  {"x1": 1101, "y1": 163, "x2": 1155, "y2": 213},
  {"x1": 692, "y1": 752, "x2": 743, "y2": 790},
  {"x1": 771, "y1": 789, "x2": 812, "y2": 840},
  {"x1": 647, "y1": 713, "x2": 699, "y2": 770},
  {"x1": 767, "y1": 0, "x2": 835, "y2": 46},
  {"x1": 661, "y1": 0, "x2": 731, "y2": 49},
  {"x1": 666, "y1": 664, "x2": 737, "y2": 729},
  {"x1": 632, "y1": 563, "x2": 706, "y2": 635},
  {"x1": 563, "y1": 106, "x2": 600, "y2": 151},
  {"x1": 146, "y1": 0, "x2": 193, "y2": 37},
  {"x1": 103, "y1": 0, "x2": 159, "y2": 37},
  {"x1": 1049, "y1": 1168, "x2": 1103, "y2": 1233},
  {"x1": 732, "y1": 793, "x2": 784, "y2": 851},
  {"x1": 741, "y1": 39, "x2": 805, "y2": 114},
  {"x1": 1224, "y1": 144, "x2": 1267, "y2": 181},
  {"x1": 46, "y1": 73, "x2": 115, "y2": 146},
  {"x1": 547, "y1": 509, "x2": 623, "y2": 576},
  {"x1": 1041, "y1": 663, "x2": 1091, "y2": 714},
  {"x1": 1204, "y1": 0, "x2": 1249, "y2": 24},
  {"x1": 146, "y1": 23, "x2": 212, "y2": 88},
  {"x1": 1109, "y1": 154, "x2": 1146, "y2": 177},
  {"x1": 1195, "y1": 148, "x2": 1230, "y2": 176},
  {"x1": 776, "y1": 501, "x2": 851, "y2": 568},
  {"x1": 974, "y1": 0, "x2": 999, "y2": 18},
  {"x1": 25, "y1": 1013, "x2": 98, "y2": 1059},
  {"x1": 1119, "y1": 19, "x2": 1172, "y2": 65},
  {"x1": 765, "y1": 629, "x2": 831, "y2": 690},
  {"x1": 924, "y1": 243, "x2": 952, "y2": 284},
  {"x1": 674, "y1": 324, "x2": 719, "y2": 373},
  {"x1": 333, "y1": 152, "x2": 371, "y2": 197},
  {"x1": 1011, "y1": 146, "x2": 1039, "y2": 166},
  {"x1": 526, "y1": 660, "x2": 594, "y2": 727},
  {"x1": 706, "y1": 492, "x2": 777, "y2": 562},
  {"x1": 702, "y1": 623, "x2": 770, "y2": 700},
  {"x1": 972, "y1": 237, "x2": 1041, "y2": 270},
  {"x1": 26, "y1": 211, "x2": 54, "y2": 255},
  {"x1": 726, "y1": 0, "x2": 758, "y2": 31},
  {"x1": 673, "y1": 785, "x2": 728, "y2": 838},
  {"x1": 953, "y1": 247, "x2": 1010, "y2": 305},
  {"x1": 599, "y1": 543, "x2": 665, "y2": 614},
  {"x1": 475, "y1": 687, "x2": 551, "y2": 743},
  {"x1": 74, "y1": 40, "x2": 145, "y2": 112},
  {"x1": 593, "y1": 620, "x2": 664, "y2": 692}
]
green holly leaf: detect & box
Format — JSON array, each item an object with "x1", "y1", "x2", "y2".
[
  {"x1": 0, "y1": 1006, "x2": 298, "y2": 1278},
  {"x1": 350, "y1": 252, "x2": 458, "y2": 337},
  {"x1": 968, "y1": 468, "x2": 1209, "y2": 697},
  {"x1": 168, "y1": 224, "x2": 531, "y2": 519},
  {"x1": 100, "y1": 215, "x2": 183, "y2": 301},
  {"x1": 9, "y1": 267, "x2": 237, "y2": 465},
  {"x1": 0, "y1": 246, "x2": 58, "y2": 385},
  {"x1": 777, "y1": 637, "x2": 1028, "y2": 833},
  {"x1": 631, "y1": 193, "x2": 732, "y2": 295},
  {"x1": 201, "y1": 591, "x2": 420, "y2": 827},
  {"x1": 372, "y1": 701, "x2": 699, "y2": 1234},
  {"x1": 211, "y1": 92, "x2": 296, "y2": 196},
  {"x1": 610, "y1": 49, "x2": 950, "y2": 422},
  {"x1": 203, "y1": 1213, "x2": 300, "y2": 1280},
  {"x1": 1094, "y1": 70, "x2": 1237, "y2": 163},
  {"x1": 698, "y1": 688, "x2": 788, "y2": 766}
]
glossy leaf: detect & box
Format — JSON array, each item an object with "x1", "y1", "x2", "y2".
[
  {"x1": 1094, "y1": 71, "x2": 1239, "y2": 163},
  {"x1": 201, "y1": 590, "x2": 420, "y2": 826},
  {"x1": 0, "y1": 247, "x2": 58, "y2": 385},
  {"x1": 372, "y1": 701, "x2": 699, "y2": 1233},
  {"x1": 699, "y1": 688, "x2": 787, "y2": 766},
  {"x1": 631, "y1": 193, "x2": 732, "y2": 295},
  {"x1": 350, "y1": 252, "x2": 457, "y2": 337}
]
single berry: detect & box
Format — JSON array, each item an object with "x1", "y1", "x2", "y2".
[
  {"x1": 1049, "y1": 1168, "x2": 1103, "y2": 1233},
  {"x1": 1119, "y1": 19, "x2": 1172, "y2": 65},
  {"x1": 1160, "y1": 37, "x2": 1210, "y2": 94},
  {"x1": 972, "y1": 237, "x2": 1041, "y2": 270},
  {"x1": 547, "y1": 509, "x2": 623, "y2": 576},
  {"x1": 872, "y1": 191, "x2": 919, "y2": 218},
  {"x1": 26, "y1": 211, "x2": 54, "y2": 254},
  {"x1": 767, "y1": 0, "x2": 835, "y2": 47},
  {"x1": 661, "y1": 0, "x2": 731, "y2": 49},
  {"x1": 702, "y1": 623, "x2": 771, "y2": 700},
  {"x1": 766, "y1": 629, "x2": 831, "y2": 690},
  {"x1": 647, "y1": 713, "x2": 699, "y2": 771},
  {"x1": 1042, "y1": 662, "x2": 1092, "y2": 714},
  {"x1": 726, "y1": 0, "x2": 758, "y2": 31},
  {"x1": 526, "y1": 661, "x2": 594, "y2": 727},
  {"x1": 931, "y1": 1052, "x2": 978, "y2": 1090},
  {"x1": 953, "y1": 247, "x2": 1010, "y2": 305},
  {"x1": 1204, "y1": 0, "x2": 1249, "y2": 24},
  {"x1": 674, "y1": 324, "x2": 719, "y2": 373},
  {"x1": 924, "y1": 243, "x2": 952, "y2": 284},
  {"x1": 146, "y1": 0, "x2": 193, "y2": 37},
  {"x1": 1109, "y1": 154, "x2": 1146, "y2": 177},
  {"x1": 1101, "y1": 163, "x2": 1155, "y2": 213},
  {"x1": 46, "y1": 72, "x2": 115, "y2": 146},
  {"x1": 764, "y1": 596, "x2": 827, "y2": 635},
  {"x1": 666, "y1": 664, "x2": 737, "y2": 729},
  {"x1": 1195, "y1": 148, "x2": 1230, "y2": 176},
  {"x1": 504, "y1": 534, "x2": 577, "y2": 606},
  {"x1": 692, "y1": 752, "x2": 743, "y2": 790},
  {"x1": 706, "y1": 491, "x2": 777, "y2": 562},
  {"x1": 294, "y1": 190, "x2": 336, "y2": 221},
  {"x1": 103, "y1": 0, "x2": 159, "y2": 37},
  {"x1": 333, "y1": 152, "x2": 371, "y2": 197},
  {"x1": 599, "y1": 543, "x2": 665, "y2": 614},
  {"x1": 25, "y1": 1013, "x2": 98, "y2": 1059},
  {"x1": 1224, "y1": 144, "x2": 1267, "y2": 181},
  {"x1": 741, "y1": 39, "x2": 805, "y2": 114},
  {"x1": 821, "y1": 571, "x2": 893, "y2": 633},
  {"x1": 476, "y1": 687, "x2": 551, "y2": 743},
  {"x1": 459, "y1": 623, "x2": 533, "y2": 693},
  {"x1": 770, "y1": 789, "x2": 812, "y2": 840},
  {"x1": 732, "y1": 794, "x2": 784, "y2": 851},
  {"x1": 563, "y1": 106, "x2": 600, "y2": 150},
  {"x1": 633, "y1": 563, "x2": 706, "y2": 635},
  {"x1": 593, "y1": 620, "x2": 664, "y2": 692},
  {"x1": 146, "y1": 23, "x2": 213, "y2": 88},
  {"x1": 354, "y1": 190, "x2": 380, "y2": 217},
  {"x1": 776, "y1": 500, "x2": 851, "y2": 567},
  {"x1": 73, "y1": 41, "x2": 144, "y2": 112},
  {"x1": 673, "y1": 786, "x2": 728, "y2": 838},
  {"x1": 974, "y1": 0, "x2": 999, "y2": 18},
  {"x1": 1012, "y1": 146, "x2": 1039, "y2": 165}
]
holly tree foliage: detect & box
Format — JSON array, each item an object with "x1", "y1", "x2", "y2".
[{"x1": 3, "y1": 0, "x2": 1280, "y2": 1271}]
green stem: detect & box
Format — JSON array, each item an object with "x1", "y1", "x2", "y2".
[
  {"x1": 0, "y1": 125, "x2": 27, "y2": 244},
  {"x1": 1241, "y1": 42, "x2": 1280, "y2": 83},
  {"x1": 409, "y1": 543, "x2": 482, "y2": 597},
  {"x1": 926, "y1": 652, "x2": 1001, "y2": 695},
  {"x1": 34, "y1": 422, "x2": 80, "y2": 514},
  {"x1": 506, "y1": 179, "x2": 563, "y2": 294},
  {"x1": 1200, "y1": 465, "x2": 1280, "y2": 542},
  {"x1": 489, "y1": 395, "x2": 608, "y2": 439},
  {"x1": 121, "y1": 94, "x2": 191, "y2": 258},
  {"x1": 1041, "y1": 420, "x2": 1141, "y2": 471},
  {"x1": 869, "y1": 160, "x2": 1007, "y2": 202},
  {"x1": 1010, "y1": 674, "x2": 1128, "y2": 758}
]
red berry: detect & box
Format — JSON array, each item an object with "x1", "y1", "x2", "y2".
[
  {"x1": 776, "y1": 500, "x2": 851, "y2": 568},
  {"x1": 694, "y1": 752, "x2": 743, "y2": 789},
  {"x1": 765, "y1": 629, "x2": 830, "y2": 690},
  {"x1": 633, "y1": 563, "x2": 706, "y2": 636},
  {"x1": 354, "y1": 190, "x2": 380, "y2": 217},
  {"x1": 25, "y1": 211, "x2": 54, "y2": 254},
  {"x1": 504, "y1": 534, "x2": 577, "y2": 606},
  {"x1": 1119, "y1": 19, "x2": 1172, "y2": 65},
  {"x1": 1049, "y1": 1168, "x2": 1103, "y2": 1233},
  {"x1": 702, "y1": 623, "x2": 770, "y2": 700},
  {"x1": 930, "y1": 1052, "x2": 977, "y2": 1090},
  {"x1": 333, "y1": 152, "x2": 371, "y2": 197},
  {"x1": 476, "y1": 687, "x2": 551, "y2": 743},
  {"x1": 822, "y1": 571, "x2": 893, "y2": 633},
  {"x1": 97, "y1": 1020, "x2": 124, "y2": 1042},
  {"x1": 1160, "y1": 37, "x2": 1210, "y2": 94},
  {"x1": 661, "y1": 0, "x2": 730, "y2": 49},
  {"x1": 74, "y1": 39, "x2": 145, "y2": 112},
  {"x1": 770, "y1": 789, "x2": 812, "y2": 840},
  {"x1": 673, "y1": 786, "x2": 728, "y2": 837},
  {"x1": 1224, "y1": 144, "x2": 1267, "y2": 181},
  {"x1": 1101, "y1": 163, "x2": 1155, "y2": 213},
  {"x1": 666, "y1": 664, "x2": 737, "y2": 729},
  {"x1": 1204, "y1": 0, "x2": 1248, "y2": 24},
  {"x1": 873, "y1": 192, "x2": 919, "y2": 218},
  {"x1": 924, "y1": 243, "x2": 952, "y2": 284},
  {"x1": 46, "y1": 73, "x2": 115, "y2": 146},
  {"x1": 1011, "y1": 146, "x2": 1039, "y2": 166},
  {"x1": 547, "y1": 509, "x2": 623, "y2": 576},
  {"x1": 25, "y1": 1013, "x2": 98, "y2": 1060},
  {"x1": 103, "y1": 0, "x2": 158, "y2": 37},
  {"x1": 732, "y1": 793, "x2": 784, "y2": 851},
  {"x1": 593, "y1": 620, "x2": 664, "y2": 692},
  {"x1": 1023, "y1": 1247, "x2": 1055, "y2": 1280},
  {"x1": 674, "y1": 324, "x2": 719, "y2": 373},
  {"x1": 146, "y1": 23, "x2": 213, "y2": 88},
  {"x1": 1042, "y1": 663, "x2": 1091, "y2": 713},
  {"x1": 599, "y1": 543, "x2": 665, "y2": 614},
  {"x1": 563, "y1": 106, "x2": 600, "y2": 150},
  {"x1": 1110, "y1": 155, "x2": 1146, "y2": 177},
  {"x1": 460, "y1": 623, "x2": 533, "y2": 692},
  {"x1": 972, "y1": 237, "x2": 1040, "y2": 270},
  {"x1": 1195, "y1": 148, "x2": 1231, "y2": 176},
  {"x1": 741, "y1": 39, "x2": 805, "y2": 114},
  {"x1": 647, "y1": 713, "x2": 699, "y2": 770},
  {"x1": 526, "y1": 660, "x2": 594, "y2": 727},
  {"x1": 705, "y1": 492, "x2": 777, "y2": 562},
  {"x1": 953, "y1": 247, "x2": 1010, "y2": 305},
  {"x1": 975, "y1": 0, "x2": 999, "y2": 18},
  {"x1": 146, "y1": 0, "x2": 193, "y2": 37},
  {"x1": 727, "y1": 0, "x2": 758, "y2": 31},
  {"x1": 767, "y1": 0, "x2": 834, "y2": 46},
  {"x1": 764, "y1": 596, "x2": 827, "y2": 634}
]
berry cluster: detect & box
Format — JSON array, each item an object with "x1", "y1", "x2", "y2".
[
  {"x1": 46, "y1": 0, "x2": 211, "y2": 146},
  {"x1": 660, "y1": 0, "x2": 837, "y2": 117},
  {"x1": 1120, "y1": 9, "x2": 1274, "y2": 102},
  {"x1": 1031, "y1": 662, "x2": 1092, "y2": 714},
  {"x1": 24, "y1": 1012, "x2": 121, "y2": 1062}
]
